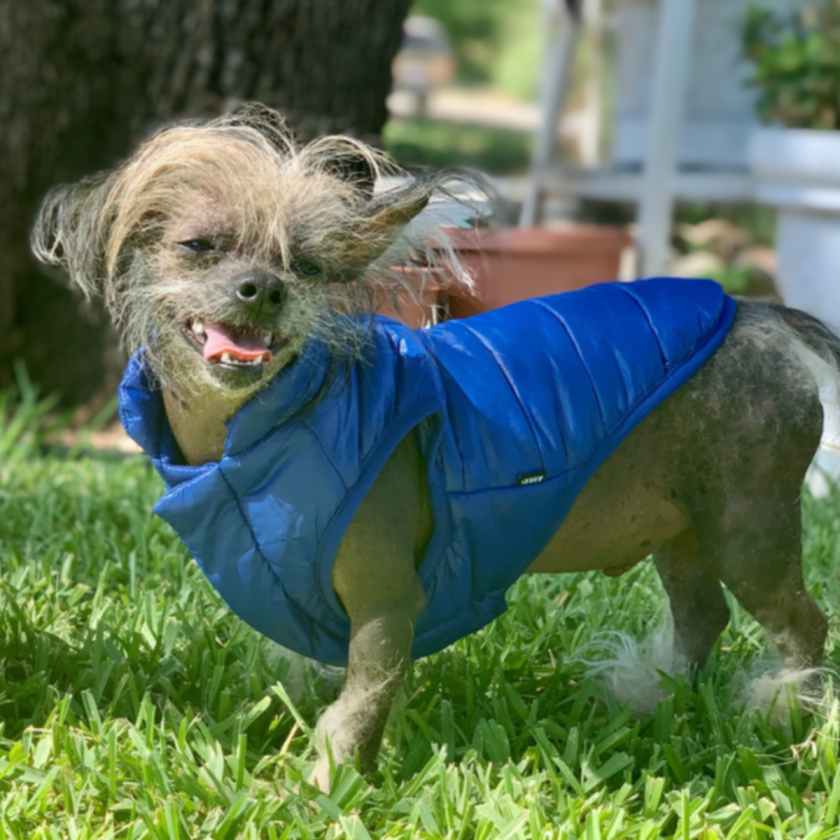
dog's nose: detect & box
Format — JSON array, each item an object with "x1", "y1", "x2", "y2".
[{"x1": 234, "y1": 271, "x2": 287, "y2": 311}]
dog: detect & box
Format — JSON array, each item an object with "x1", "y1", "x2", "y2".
[{"x1": 31, "y1": 104, "x2": 838, "y2": 791}]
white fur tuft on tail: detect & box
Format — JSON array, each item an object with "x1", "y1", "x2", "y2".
[
  {"x1": 794, "y1": 341, "x2": 840, "y2": 452},
  {"x1": 793, "y1": 341, "x2": 840, "y2": 498}
]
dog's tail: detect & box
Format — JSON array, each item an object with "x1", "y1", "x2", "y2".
[{"x1": 778, "y1": 304, "x2": 840, "y2": 454}]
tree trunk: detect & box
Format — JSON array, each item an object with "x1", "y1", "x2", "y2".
[{"x1": 0, "y1": 0, "x2": 411, "y2": 407}]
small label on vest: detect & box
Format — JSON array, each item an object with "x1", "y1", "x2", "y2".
[{"x1": 517, "y1": 470, "x2": 547, "y2": 486}]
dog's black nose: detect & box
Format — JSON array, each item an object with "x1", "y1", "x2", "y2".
[{"x1": 234, "y1": 271, "x2": 287, "y2": 311}]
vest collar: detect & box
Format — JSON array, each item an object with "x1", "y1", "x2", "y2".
[{"x1": 119, "y1": 340, "x2": 334, "y2": 472}]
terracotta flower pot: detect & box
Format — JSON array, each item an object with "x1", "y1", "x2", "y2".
[
  {"x1": 375, "y1": 267, "x2": 441, "y2": 328},
  {"x1": 441, "y1": 225, "x2": 632, "y2": 319}
]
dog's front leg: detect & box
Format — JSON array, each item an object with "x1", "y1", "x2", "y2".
[
  {"x1": 311, "y1": 598, "x2": 421, "y2": 790},
  {"x1": 310, "y1": 435, "x2": 427, "y2": 791}
]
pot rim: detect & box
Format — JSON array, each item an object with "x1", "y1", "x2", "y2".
[
  {"x1": 441, "y1": 225, "x2": 633, "y2": 255},
  {"x1": 749, "y1": 127, "x2": 840, "y2": 185}
]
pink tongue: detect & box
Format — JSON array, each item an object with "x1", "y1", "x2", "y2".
[{"x1": 202, "y1": 324, "x2": 271, "y2": 362}]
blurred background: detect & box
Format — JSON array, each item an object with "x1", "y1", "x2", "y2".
[{"x1": 2, "y1": 0, "x2": 837, "y2": 421}]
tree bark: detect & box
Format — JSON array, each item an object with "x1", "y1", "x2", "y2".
[{"x1": 0, "y1": 0, "x2": 411, "y2": 406}]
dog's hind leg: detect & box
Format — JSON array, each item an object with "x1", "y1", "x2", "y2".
[
  {"x1": 654, "y1": 302, "x2": 830, "y2": 676},
  {"x1": 653, "y1": 528, "x2": 731, "y2": 670},
  {"x1": 713, "y1": 498, "x2": 828, "y2": 672}
]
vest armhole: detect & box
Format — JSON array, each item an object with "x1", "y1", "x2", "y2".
[{"x1": 313, "y1": 400, "x2": 445, "y2": 625}]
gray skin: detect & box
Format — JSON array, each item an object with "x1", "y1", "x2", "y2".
[{"x1": 165, "y1": 296, "x2": 831, "y2": 790}]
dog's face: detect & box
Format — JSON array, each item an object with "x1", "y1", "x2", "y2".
[{"x1": 31, "y1": 106, "x2": 447, "y2": 406}]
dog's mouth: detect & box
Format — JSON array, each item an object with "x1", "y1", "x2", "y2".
[{"x1": 181, "y1": 319, "x2": 288, "y2": 370}]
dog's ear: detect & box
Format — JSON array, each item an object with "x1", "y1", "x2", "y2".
[
  {"x1": 337, "y1": 185, "x2": 431, "y2": 273},
  {"x1": 362, "y1": 189, "x2": 430, "y2": 240},
  {"x1": 30, "y1": 176, "x2": 108, "y2": 298}
]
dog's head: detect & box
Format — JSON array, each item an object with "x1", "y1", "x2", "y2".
[{"x1": 32, "y1": 104, "x2": 468, "y2": 402}]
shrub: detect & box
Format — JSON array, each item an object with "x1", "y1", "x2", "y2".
[{"x1": 742, "y1": 1, "x2": 840, "y2": 129}]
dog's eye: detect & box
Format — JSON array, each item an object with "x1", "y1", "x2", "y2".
[
  {"x1": 290, "y1": 258, "x2": 322, "y2": 277},
  {"x1": 178, "y1": 239, "x2": 215, "y2": 253}
]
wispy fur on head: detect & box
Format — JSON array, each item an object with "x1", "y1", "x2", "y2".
[{"x1": 31, "y1": 104, "x2": 478, "y2": 397}]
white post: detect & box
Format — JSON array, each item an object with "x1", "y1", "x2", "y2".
[
  {"x1": 636, "y1": 0, "x2": 696, "y2": 277},
  {"x1": 579, "y1": 0, "x2": 602, "y2": 166},
  {"x1": 520, "y1": 0, "x2": 581, "y2": 228}
]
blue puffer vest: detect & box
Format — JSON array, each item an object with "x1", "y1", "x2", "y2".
[{"x1": 120, "y1": 278, "x2": 735, "y2": 664}]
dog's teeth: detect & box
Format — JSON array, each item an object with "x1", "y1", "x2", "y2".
[
  {"x1": 193, "y1": 320, "x2": 206, "y2": 335},
  {"x1": 221, "y1": 352, "x2": 233, "y2": 364},
  {"x1": 263, "y1": 332, "x2": 273, "y2": 346}
]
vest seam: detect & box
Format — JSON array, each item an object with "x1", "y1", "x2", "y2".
[
  {"x1": 215, "y1": 461, "x2": 280, "y2": 589},
  {"x1": 460, "y1": 321, "x2": 547, "y2": 475},
  {"x1": 613, "y1": 283, "x2": 669, "y2": 369},
  {"x1": 531, "y1": 298, "x2": 608, "y2": 432},
  {"x1": 432, "y1": 365, "x2": 469, "y2": 490},
  {"x1": 302, "y1": 418, "x2": 350, "y2": 491}
]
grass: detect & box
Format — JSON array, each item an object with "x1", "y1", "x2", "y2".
[{"x1": 3, "y1": 384, "x2": 840, "y2": 837}]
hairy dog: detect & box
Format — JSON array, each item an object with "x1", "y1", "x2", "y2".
[{"x1": 32, "y1": 105, "x2": 838, "y2": 791}]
